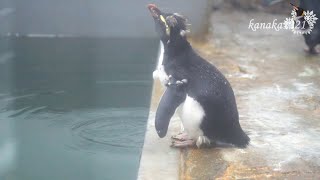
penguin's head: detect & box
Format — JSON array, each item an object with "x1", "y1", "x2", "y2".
[
  {"x1": 147, "y1": 4, "x2": 189, "y2": 43},
  {"x1": 290, "y1": 3, "x2": 306, "y2": 17}
]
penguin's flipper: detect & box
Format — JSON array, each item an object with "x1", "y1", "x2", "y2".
[{"x1": 155, "y1": 84, "x2": 186, "y2": 138}]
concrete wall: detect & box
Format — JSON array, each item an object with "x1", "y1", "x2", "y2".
[{"x1": 0, "y1": 0, "x2": 209, "y2": 38}]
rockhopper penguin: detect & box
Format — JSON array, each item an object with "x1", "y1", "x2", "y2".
[
  {"x1": 299, "y1": 0, "x2": 320, "y2": 54},
  {"x1": 147, "y1": 4, "x2": 250, "y2": 148}
]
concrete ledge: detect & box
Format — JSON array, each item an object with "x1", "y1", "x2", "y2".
[
  {"x1": 138, "y1": 81, "x2": 181, "y2": 180},
  {"x1": 139, "y1": 8, "x2": 320, "y2": 180}
]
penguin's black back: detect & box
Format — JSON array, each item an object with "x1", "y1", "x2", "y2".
[
  {"x1": 300, "y1": 0, "x2": 320, "y2": 50},
  {"x1": 164, "y1": 47, "x2": 250, "y2": 148}
]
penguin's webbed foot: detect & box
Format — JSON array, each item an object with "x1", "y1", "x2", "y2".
[
  {"x1": 171, "y1": 132, "x2": 190, "y2": 141},
  {"x1": 166, "y1": 75, "x2": 188, "y2": 87},
  {"x1": 195, "y1": 136, "x2": 211, "y2": 148},
  {"x1": 304, "y1": 47, "x2": 320, "y2": 55},
  {"x1": 171, "y1": 135, "x2": 212, "y2": 148},
  {"x1": 171, "y1": 132, "x2": 196, "y2": 148},
  {"x1": 171, "y1": 139, "x2": 195, "y2": 148}
]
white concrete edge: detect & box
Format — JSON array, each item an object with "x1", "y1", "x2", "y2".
[{"x1": 137, "y1": 83, "x2": 181, "y2": 180}]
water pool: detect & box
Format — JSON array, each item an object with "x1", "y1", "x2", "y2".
[{"x1": 0, "y1": 37, "x2": 158, "y2": 180}]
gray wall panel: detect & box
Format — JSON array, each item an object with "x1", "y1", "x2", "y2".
[{"x1": 1, "y1": 0, "x2": 209, "y2": 37}]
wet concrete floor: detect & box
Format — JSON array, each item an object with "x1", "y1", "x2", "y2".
[{"x1": 180, "y1": 8, "x2": 320, "y2": 179}]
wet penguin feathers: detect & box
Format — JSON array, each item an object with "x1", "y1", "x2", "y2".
[
  {"x1": 155, "y1": 81, "x2": 187, "y2": 138},
  {"x1": 148, "y1": 4, "x2": 250, "y2": 148},
  {"x1": 299, "y1": 0, "x2": 320, "y2": 54},
  {"x1": 183, "y1": 54, "x2": 250, "y2": 148}
]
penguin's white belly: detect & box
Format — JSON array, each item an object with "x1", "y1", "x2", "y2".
[
  {"x1": 153, "y1": 41, "x2": 169, "y2": 86},
  {"x1": 153, "y1": 65, "x2": 169, "y2": 86},
  {"x1": 177, "y1": 95, "x2": 205, "y2": 139}
]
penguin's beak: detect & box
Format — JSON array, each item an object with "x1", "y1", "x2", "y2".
[
  {"x1": 147, "y1": 4, "x2": 161, "y2": 18},
  {"x1": 290, "y1": 3, "x2": 299, "y2": 11}
]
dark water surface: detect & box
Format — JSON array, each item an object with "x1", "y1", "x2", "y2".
[{"x1": 0, "y1": 37, "x2": 158, "y2": 180}]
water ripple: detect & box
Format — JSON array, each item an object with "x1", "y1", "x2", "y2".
[{"x1": 69, "y1": 108, "x2": 148, "y2": 152}]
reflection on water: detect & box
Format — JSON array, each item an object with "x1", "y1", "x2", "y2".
[{"x1": 0, "y1": 37, "x2": 158, "y2": 180}]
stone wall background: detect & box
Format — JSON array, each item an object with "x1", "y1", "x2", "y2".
[{"x1": 211, "y1": 0, "x2": 293, "y2": 14}]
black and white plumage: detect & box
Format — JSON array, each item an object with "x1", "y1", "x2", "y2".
[
  {"x1": 148, "y1": 4, "x2": 250, "y2": 148},
  {"x1": 155, "y1": 76, "x2": 187, "y2": 138},
  {"x1": 300, "y1": 0, "x2": 320, "y2": 54}
]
